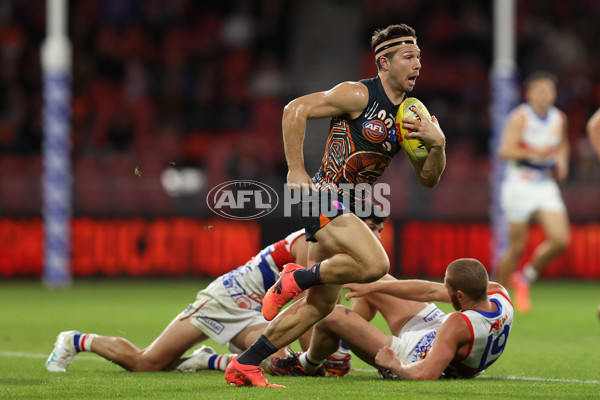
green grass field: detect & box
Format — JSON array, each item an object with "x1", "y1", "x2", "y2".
[{"x1": 1, "y1": 279, "x2": 599, "y2": 399}]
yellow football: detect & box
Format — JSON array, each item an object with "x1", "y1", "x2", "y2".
[{"x1": 396, "y1": 97, "x2": 431, "y2": 161}]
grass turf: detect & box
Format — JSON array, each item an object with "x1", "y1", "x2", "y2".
[{"x1": 1, "y1": 279, "x2": 599, "y2": 399}]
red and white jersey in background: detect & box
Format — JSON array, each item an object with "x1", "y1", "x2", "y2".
[
  {"x1": 202, "y1": 229, "x2": 305, "y2": 311},
  {"x1": 443, "y1": 292, "x2": 514, "y2": 379},
  {"x1": 505, "y1": 103, "x2": 565, "y2": 182}
]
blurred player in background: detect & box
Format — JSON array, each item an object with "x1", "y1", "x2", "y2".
[
  {"x1": 45, "y1": 214, "x2": 386, "y2": 373},
  {"x1": 225, "y1": 24, "x2": 447, "y2": 388},
  {"x1": 495, "y1": 72, "x2": 570, "y2": 313},
  {"x1": 586, "y1": 108, "x2": 600, "y2": 319},
  {"x1": 587, "y1": 107, "x2": 600, "y2": 159},
  {"x1": 268, "y1": 258, "x2": 513, "y2": 380}
]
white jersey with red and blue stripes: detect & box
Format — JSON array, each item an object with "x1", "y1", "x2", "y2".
[
  {"x1": 442, "y1": 291, "x2": 514, "y2": 379},
  {"x1": 200, "y1": 229, "x2": 305, "y2": 312},
  {"x1": 505, "y1": 103, "x2": 565, "y2": 182}
]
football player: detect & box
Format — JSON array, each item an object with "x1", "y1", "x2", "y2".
[{"x1": 268, "y1": 258, "x2": 513, "y2": 380}]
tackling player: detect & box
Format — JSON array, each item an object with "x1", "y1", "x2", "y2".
[
  {"x1": 45, "y1": 214, "x2": 386, "y2": 373},
  {"x1": 268, "y1": 258, "x2": 513, "y2": 380}
]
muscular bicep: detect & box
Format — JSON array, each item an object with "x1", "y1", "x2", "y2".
[{"x1": 285, "y1": 81, "x2": 369, "y2": 121}]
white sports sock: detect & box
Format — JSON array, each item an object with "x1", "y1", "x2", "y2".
[
  {"x1": 331, "y1": 342, "x2": 351, "y2": 358},
  {"x1": 522, "y1": 265, "x2": 538, "y2": 283},
  {"x1": 299, "y1": 352, "x2": 324, "y2": 373}
]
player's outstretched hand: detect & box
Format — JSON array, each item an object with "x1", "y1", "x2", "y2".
[
  {"x1": 404, "y1": 106, "x2": 446, "y2": 149},
  {"x1": 344, "y1": 282, "x2": 373, "y2": 300},
  {"x1": 287, "y1": 169, "x2": 317, "y2": 196}
]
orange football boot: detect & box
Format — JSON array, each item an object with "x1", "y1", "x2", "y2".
[
  {"x1": 225, "y1": 358, "x2": 285, "y2": 388},
  {"x1": 262, "y1": 263, "x2": 305, "y2": 321},
  {"x1": 510, "y1": 272, "x2": 531, "y2": 314}
]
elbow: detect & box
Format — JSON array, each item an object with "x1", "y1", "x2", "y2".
[
  {"x1": 283, "y1": 99, "x2": 306, "y2": 121},
  {"x1": 419, "y1": 173, "x2": 442, "y2": 188}
]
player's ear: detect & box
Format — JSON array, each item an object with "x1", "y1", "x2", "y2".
[{"x1": 379, "y1": 55, "x2": 390, "y2": 71}]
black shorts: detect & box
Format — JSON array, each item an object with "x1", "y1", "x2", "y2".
[{"x1": 298, "y1": 190, "x2": 353, "y2": 242}]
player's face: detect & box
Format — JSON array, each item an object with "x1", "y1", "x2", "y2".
[
  {"x1": 526, "y1": 78, "x2": 556, "y2": 110},
  {"x1": 384, "y1": 40, "x2": 421, "y2": 93},
  {"x1": 364, "y1": 218, "x2": 384, "y2": 241}
]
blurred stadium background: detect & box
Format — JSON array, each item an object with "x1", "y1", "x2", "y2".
[{"x1": 0, "y1": 0, "x2": 599, "y2": 282}]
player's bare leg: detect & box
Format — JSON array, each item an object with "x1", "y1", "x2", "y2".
[
  {"x1": 495, "y1": 221, "x2": 528, "y2": 287},
  {"x1": 230, "y1": 324, "x2": 289, "y2": 359},
  {"x1": 226, "y1": 214, "x2": 389, "y2": 386},
  {"x1": 312, "y1": 214, "x2": 390, "y2": 284},
  {"x1": 306, "y1": 305, "x2": 392, "y2": 368},
  {"x1": 263, "y1": 213, "x2": 389, "y2": 346},
  {"x1": 91, "y1": 317, "x2": 207, "y2": 371},
  {"x1": 262, "y1": 214, "x2": 389, "y2": 321},
  {"x1": 289, "y1": 281, "x2": 429, "y2": 373},
  {"x1": 528, "y1": 210, "x2": 570, "y2": 277},
  {"x1": 349, "y1": 274, "x2": 429, "y2": 333}
]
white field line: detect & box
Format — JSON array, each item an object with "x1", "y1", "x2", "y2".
[
  {"x1": 1, "y1": 351, "x2": 102, "y2": 361},
  {"x1": 349, "y1": 368, "x2": 600, "y2": 384},
  {"x1": 3, "y1": 351, "x2": 599, "y2": 384}
]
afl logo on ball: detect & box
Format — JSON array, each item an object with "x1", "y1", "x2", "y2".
[
  {"x1": 206, "y1": 180, "x2": 279, "y2": 220},
  {"x1": 362, "y1": 120, "x2": 388, "y2": 143}
]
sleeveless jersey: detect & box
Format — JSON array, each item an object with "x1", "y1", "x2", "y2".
[
  {"x1": 442, "y1": 291, "x2": 514, "y2": 379},
  {"x1": 202, "y1": 229, "x2": 305, "y2": 312},
  {"x1": 313, "y1": 76, "x2": 402, "y2": 194},
  {"x1": 505, "y1": 103, "x2": 565, "y2": 182}
]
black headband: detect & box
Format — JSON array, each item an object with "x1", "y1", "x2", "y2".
[{"x1": 374, "y1": 39, "x2": 416, "y2": 55}]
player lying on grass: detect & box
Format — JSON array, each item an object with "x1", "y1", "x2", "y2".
[
  {"x1": 45, "y1": 214, "x2": 386, "y2": 373},
  {"x1": 267, "y1": 258, "x2": 514, "y2": 380}
]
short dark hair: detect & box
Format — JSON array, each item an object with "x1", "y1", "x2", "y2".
[
  {"x1": 446, "y1": 258, "x2": 488, "y2": 302},
  {"x1": 524, "y1": 71, "x2": 557, "y2": 90},
  {"x1": 371, "y1": 24, "x2": 417, "y2": 70},
  {"x1": 358, "y1": 202, "x2": 388, "y2": 225}
]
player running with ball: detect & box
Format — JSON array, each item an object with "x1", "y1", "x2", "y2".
[{"x1": 225, "y1": 24, "x2": 447, "y2": 388}]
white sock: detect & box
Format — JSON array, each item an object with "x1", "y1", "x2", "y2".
[
  {"x1": 331, "y1": 342, "x2": 351, "y2": 358},
  {"x1": 299, "y1": 352, "x2": 324, "y2": 373},
  {"x1": 522, "y1": 264, "x2": 538, "y2": 283}
]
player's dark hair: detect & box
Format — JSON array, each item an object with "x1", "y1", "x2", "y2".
[
  {"x1": 371, "y1": 24, "x2": 417, "y2": 70},
  {"x1": 358, "y1": 202, "x2": 388, "y2": 225},
  {"x1": 524, "y1": 71, "x2": 557, "y2": 90},
  {"x1": 446, "y1": 258, "x2": 488, "y2": 302}
]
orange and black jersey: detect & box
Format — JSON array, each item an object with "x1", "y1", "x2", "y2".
[{"x1": 312, "y1": 76, "x2": 402, "y2": 193}]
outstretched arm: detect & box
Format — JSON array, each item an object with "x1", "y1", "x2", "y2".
[
  {"x1": 346, "y1": 277, "x2": 508, "y2": 304},
  {"x1": 345, "y1": 279, "x2": 451, "y2": 303},
  {"x1": 283, "y1": 82, "x2": 369, "y2": 194}
]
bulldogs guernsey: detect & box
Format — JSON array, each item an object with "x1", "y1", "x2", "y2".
[
  {"x1": 505, "y1": 103, "x2": 565, "y2": 182},
  {"x1": 442, "y1": 291, "x2": 514, "y2": 379},
  {"x1": 202, "y1": 229, "x2": 305, "y2": 312},
  {"x1": 313, "y1": 76, "x2": 402, "y2": 194}
]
